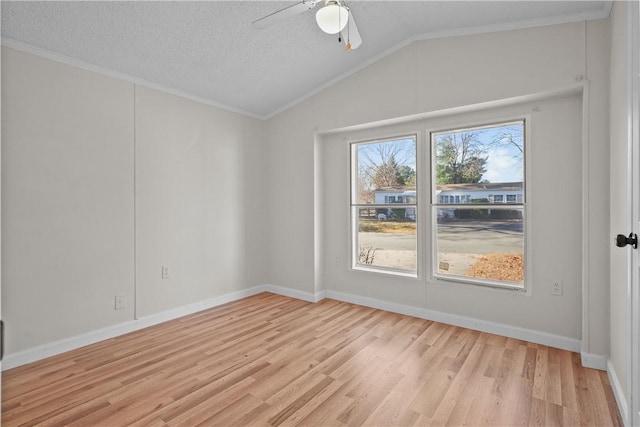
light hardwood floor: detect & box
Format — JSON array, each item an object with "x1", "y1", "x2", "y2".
[{"x1": 2, "y1": 292, "x2": 623, "y2": 426}]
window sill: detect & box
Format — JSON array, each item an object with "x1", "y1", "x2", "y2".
[{"x1": 351, "y1": 265, "x2": 419, "y2": 280}]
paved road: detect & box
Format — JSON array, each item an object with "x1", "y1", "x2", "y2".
[
  {"x1": 436, "y1": 221, "x2": 523, "y2": 253},
  {"x1": 358, "y1": 220, "x2": 523, "y2": 254}
]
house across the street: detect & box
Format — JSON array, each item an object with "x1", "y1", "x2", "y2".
[{"x1": 372, "y1": 182, "x2": 523, "y2": 220}]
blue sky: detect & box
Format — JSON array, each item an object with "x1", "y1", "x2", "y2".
[{"x1": 477, "y1": 124, "x2": 524, "y2": 183}]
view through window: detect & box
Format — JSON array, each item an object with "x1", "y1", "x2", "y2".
[
  {"x1": 432, "y1": 120, "x2": 525, "y2": 287},
  {"x1": 352, "y1": 136, "x2": 417, "y2": 274}
]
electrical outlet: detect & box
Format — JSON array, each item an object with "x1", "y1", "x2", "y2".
[
  {"x1": 551, "y1": 280, "x2": 563, "y2": 296},
  {"x1": 115, "y1": 295, "x2": 126, "y2": 310},
  {"x1": 162, "y1": 265, "x2": 170, "y2": 279}
]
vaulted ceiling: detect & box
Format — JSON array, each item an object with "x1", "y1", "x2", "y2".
[{"x1": 2, "y1": 1, "x2": 611, "y2": 118}]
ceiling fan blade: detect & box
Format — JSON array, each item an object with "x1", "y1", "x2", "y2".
[
  {"x1": 252, "y1": 1, "x2": 318, "y2": 29},
  {"x1": 341, "y1": 8, "x2": 362, "y2": 50}
]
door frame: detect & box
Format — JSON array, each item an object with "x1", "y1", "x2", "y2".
[{"x1": 631, "y1": 1, "x2": 640, "y2": 424}]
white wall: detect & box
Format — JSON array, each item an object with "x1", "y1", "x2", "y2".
[
  {"x1": 266, "y1": 21, "x2": 610, "y2": 351},
  {"x1": 2, "y1": 47, "x2": 135, "y2": 352},
  {"x1": 608, "y1": 0, "x2": 631, "y2": 416},
  {"x1": 1, "y1": 47, "x2": 265, "y2": 355},
  {"x1": 135, "y1": 86, "x2": 260, "y2": 317},
  {"x1": 585, "y1": 16, "x2": 613, "y2": 363}
]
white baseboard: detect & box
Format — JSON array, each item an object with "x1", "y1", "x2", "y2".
[
  {"x1": 581, "y1": 352, "x2": 608, "y2": 371},
  {"x1": 325, "y1": 290, "x2": 430, "y2": 319},
  {"x1": 324, "y1": 290, "x2": 581, "y2": 353},
  {"x1": 607, "y1": 359, "x2": 630, "y2": 426},
  {"x1": 2, "y1": 285, "x2": 266, "y2": 371},
  {"x1": 264, "y1": 284, "x2": 326, "y2": 303}
]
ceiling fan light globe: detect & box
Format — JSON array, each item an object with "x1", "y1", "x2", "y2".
[{"x1": 315, "y1": 4, "x2": 349, "y2": 34}]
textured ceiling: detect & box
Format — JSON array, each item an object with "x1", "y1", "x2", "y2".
[{"x1": 1, "y1": 1, "x2": 611, "y2": 118}]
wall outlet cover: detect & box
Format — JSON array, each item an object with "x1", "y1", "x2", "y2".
[
  {"x1": 551, "y1": 280, "x2": 563, "y2": 296},
  {"x1": 115, "y1": 295, "x2": 126, "y2": 310}
]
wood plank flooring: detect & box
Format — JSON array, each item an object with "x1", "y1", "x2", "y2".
[{"x1": 2, "y1": 292, "x2": 623, "y2": 426}]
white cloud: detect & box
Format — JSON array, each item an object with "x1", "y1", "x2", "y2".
[{"x1": 483, "y1": 148, "x2": 522, "y2": 182}]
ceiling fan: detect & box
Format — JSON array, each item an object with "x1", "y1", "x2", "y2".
[{"x1": 252, "y1": 0, "x2": 362, "y2": 51}]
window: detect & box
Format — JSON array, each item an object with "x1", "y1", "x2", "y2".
[
  {"x1": 432, "y1": 120, "x2": 525, "y2": 288},
  {"x1": 351, "y1": 136, "x2": 417, "y2": 274},
  {"x1": 348, "y1": 119, "x2": 525, "y2": 288}
]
